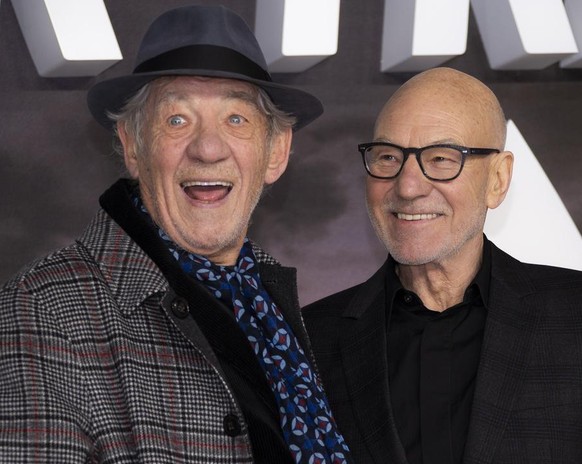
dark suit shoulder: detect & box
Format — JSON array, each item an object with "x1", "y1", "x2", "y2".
[
  {"x1": 523, "y1": 262, "x2": 582, "y2": 288},
  {"x1": 301, "y1": 284, "x2": 365, "y2": 351},
  {"x1": 491, "y1": 243, "x2": 582, "y2": 293},
  {"x1": 303, "y1": 284, "x2": 363, "y2": 318}
]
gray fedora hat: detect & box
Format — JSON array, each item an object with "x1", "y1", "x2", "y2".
[{"x1": 87, "y1": 5, "x2": 323, "y2": 131}]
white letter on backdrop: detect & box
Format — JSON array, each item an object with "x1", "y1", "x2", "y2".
[
  {"x1": 12, "y1": 0, "x2": 121, "y2": 77},
  {"x1": 471, "y1": 0, "x2": 578, "y2": 70},
  {"x1": 254, "y1": 0, "x2": 340, "y2": 72},
  {"x1": 381, "y1": 0, "x2": 471, "y2": 72},
  {"x1": 560, "y1": 0, "x2": 582, "y2": 68}
]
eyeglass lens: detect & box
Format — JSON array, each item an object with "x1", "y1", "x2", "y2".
[{"x1": 364, "y1": 145, "x2": 464, "y2": 180}]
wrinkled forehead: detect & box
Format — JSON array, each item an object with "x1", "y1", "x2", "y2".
[{"x1": 149, "y1": 75, "x2": 259, "y2": 105}]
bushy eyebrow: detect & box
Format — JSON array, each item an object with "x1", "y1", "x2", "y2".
[
  {"x1": 154, "y1": 90, "x2": 181, "y2": 108},
  {"x1": 226, "y1": 89, "x2": 261, "y2": 111}
]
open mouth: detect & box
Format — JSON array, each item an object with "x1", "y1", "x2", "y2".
[
  {"x1": 396, "y1": 213, "x2": 439, "y2": 221},
  {"x1": 181, "y1": 181, "x2": 233, "y2": 203}
]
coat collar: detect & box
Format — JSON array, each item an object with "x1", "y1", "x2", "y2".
[
  {"x1": 77, "y1": 207, "x2": 169, "y2": 317},
  {"x1": 342, "y1": 260, "x2": 392, "y2": 319}
]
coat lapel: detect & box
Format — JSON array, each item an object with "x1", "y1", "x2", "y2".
[
  {"x1": 464, "y1": 246, "x2": 544, "y2": 463},
  {"x1": 339, "y1": 265, "x2": 408, "y2": 464},
  {"x1": 260, "y1": 264, "x2": 312, "y2": 358},
  {"x1": 171, "y1": 275, "x2": 275, "y2": 399}
]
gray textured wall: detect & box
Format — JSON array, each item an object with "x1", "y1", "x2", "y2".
[{"x1": 1, "y1": 0, "x2": 582, "y2": 305}]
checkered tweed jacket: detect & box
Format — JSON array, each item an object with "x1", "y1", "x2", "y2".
[{"x1": 0, "y1": 198, "x2": 305, "y2": 462}]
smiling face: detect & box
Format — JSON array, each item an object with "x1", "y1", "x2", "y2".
[
  {"x1": 119, "y1": 76, "x2": 291, "y2": 265},
  {"x1": 366, "y1": 68, "x2": 512, "y2": 269}
]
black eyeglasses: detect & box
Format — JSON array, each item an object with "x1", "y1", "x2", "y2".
[{"x1": 358, "y1": 142, "x2": 500, "y2": 181}]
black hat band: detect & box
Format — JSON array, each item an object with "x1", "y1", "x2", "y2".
[{"x1": 134, "y1": 44, "x2": 273, "y2": 82}]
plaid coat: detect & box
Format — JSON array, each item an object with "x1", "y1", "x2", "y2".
[{"x1": 0, "y1": 204, "x2": 307, "y2": 463}]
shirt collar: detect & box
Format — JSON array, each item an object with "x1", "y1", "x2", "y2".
[{"x1": 385, "y1": 235, "x2": 492, "y2": 310}]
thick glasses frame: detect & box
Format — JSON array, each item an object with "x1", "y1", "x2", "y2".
[{"x1": 358, "y1": 142, "x2": 500, "y2": 181}]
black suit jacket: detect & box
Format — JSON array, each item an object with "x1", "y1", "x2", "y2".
[{"x1": 303, "y1": 240, "x2": 582, "y2": 463}]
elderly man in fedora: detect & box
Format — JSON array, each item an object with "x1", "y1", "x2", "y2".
[{"x1": 0, "y1": 5, "x2": 351, "y2": 464}]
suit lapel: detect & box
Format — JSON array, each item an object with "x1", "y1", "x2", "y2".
[
  {"x1": 464, "y1": 246, "x2": 544, "y2": 463},
  {"x1": 339, "y1": 265, "x2": 408, "y2": 464}
]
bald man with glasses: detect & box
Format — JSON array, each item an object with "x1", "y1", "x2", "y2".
[{"x1": 303, "y1": 67, "x2": 582, "y2": 464}]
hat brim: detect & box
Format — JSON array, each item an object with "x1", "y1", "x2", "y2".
[{"x1": 87, "y1": 69, "x2": 323, "y2": 132}]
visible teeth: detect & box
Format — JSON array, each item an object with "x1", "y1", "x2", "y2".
[
  {"x1": 397, "y1": 213, "x2": 438, "y2": 221},
  {"x1": 181, "y1": 181, "x2": 233, "y2": 188}
]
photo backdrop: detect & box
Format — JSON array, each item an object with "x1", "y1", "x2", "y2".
[{"x1": 1, "y1": 0, "x2": 581, "y2": 305}]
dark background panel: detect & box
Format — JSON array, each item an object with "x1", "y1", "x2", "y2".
[{"x1": 1, "y1": 0, "x2": 581, "y2": 305}]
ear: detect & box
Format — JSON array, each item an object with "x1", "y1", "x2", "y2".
[
  {"x1": 117, "y1": 121, "x2": 140, "y2": 179},
  {"x1": 486, "y1": 150, "x2": 513, "y2": 209},
  {"x1": 264, "y1": 127, "x2": 292, "y2": 185}
]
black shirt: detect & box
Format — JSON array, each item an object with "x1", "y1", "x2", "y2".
[{"x1": 386, "y1": 242, "x2": 491, "y2": 464}]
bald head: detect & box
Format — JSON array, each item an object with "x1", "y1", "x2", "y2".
[{"x1": 376, "y1": 67, "x2": 507, "y2": 149}]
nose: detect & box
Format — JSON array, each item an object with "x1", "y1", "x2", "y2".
[
  {"x1": 186, "y1": 121, "x2": 229, "y2": 164},
  {"x1": 393, "y1": 153, "x2": 432, "y2": 199}
]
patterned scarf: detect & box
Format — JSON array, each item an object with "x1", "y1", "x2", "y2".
[{"x1": 133, "y1": 194, "x2": 351, "y2": 463}]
